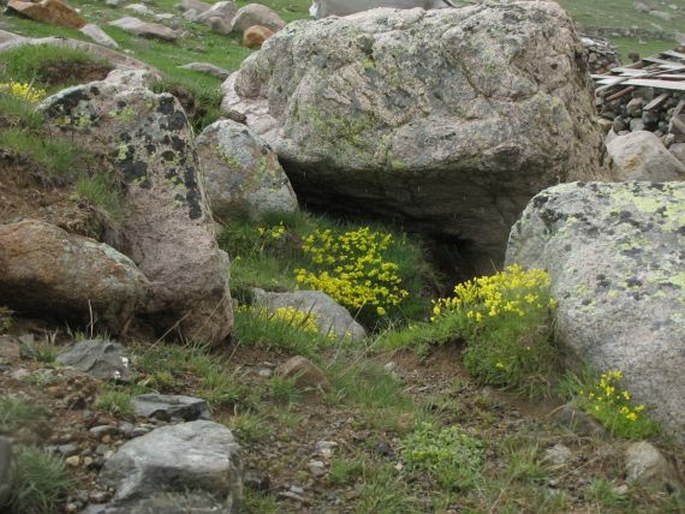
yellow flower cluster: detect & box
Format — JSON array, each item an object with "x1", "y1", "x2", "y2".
[
  {"x1": 256, "y1": 222, "x2": 285, "y2": 241},
  {"x1": 431, "y1": 264, "x2": 555, "y2": 323},
  {"x1": 0, "y1": 81, "x2": 46, "y2": 103},
  {"x1": 295, "y1": 227, "x2": 408, "y2": 316},
  {"x1": 581, "y1": 370, "x2": 645, "y2": 423},
  {"x1": 270, "y1": 306, "x2": 320, "y2": 334}
]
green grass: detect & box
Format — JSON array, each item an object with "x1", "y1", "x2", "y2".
[
  {"x1": 8, "y1": 446, "x2": 75, "y2": 514},
  {"x1": 0, "y1": 396, "x2": 47, "y2": 431},
  {"x1": 75, "y1": 172, "x2": 126, "y2": 222},
  {"x1": 94, "y1": 385, "x2": 134, "y2": 417}
]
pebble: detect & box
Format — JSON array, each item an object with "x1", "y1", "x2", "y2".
[
  {"x1": 315, "y1": 440, "x2": 338, "y2": 459},
  {"x1": 89, "y1": 425, "x2": 120, "y2": 438},
  {"x1": 65, "y1": 455, "x2": 81, "y2": 467},
  {"x1": 308, "y1": 460, "x2": 326, "y2": 476}
]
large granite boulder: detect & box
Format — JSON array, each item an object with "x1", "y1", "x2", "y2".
[
  {"x1": 6, "y1": 0, "x2": 85, "y2": 29},
  {"x1": 230, "y1": 3, "x2": 285, "y2": 33},
  {"x1": 96, "y1": 420, "x2": 242, "y2": 513},
  {"x1": 39, "y1": 72, "x2": 233, "y2": 345},
  {"x1": 506, "y1": 181, "x2": 685, "y2": 443},
  {"x1": 0, "y1": 220, "x2": 148, "y2": 333},
  {"x1": 223, "y1": 2, "x2": 607, "y2": 272},
  {"x1": 196, "y1": 119, "x2": 298, "y2": 221}
]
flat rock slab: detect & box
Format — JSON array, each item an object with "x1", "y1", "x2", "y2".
[
  {"x1": 132, "y1": 393, "x2": 211, "y2": 421},
  {"x1": 506, "y1": 181, "x2": 685, "y2": 444},
  {"x1": 109, "y1": 16, "x2": 179, "y2": 41},
  {"x1": 56, "y1": 340, "x2": 131, "y2": 382}
]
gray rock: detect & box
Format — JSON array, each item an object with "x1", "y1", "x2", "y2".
[
  {"x1": 179, "y1": 62, "x2": 231, "y2": 80},
  {"x1": 132, "y1": 394, "x2": 211, "y2": 421},
  {"x1": 670, "y1": 143, "x2": 685, "y2": 166},
  {"x1": 80, "y1": 23, "x2": 119, "y2": 49},
  {"x1": 81, "y1": 491, "x2": 229, "y2": 514},
  {"x1": 196, "y1": 120, "x2": 298, "y2": 221},
  {"x1": 506, "y1": 181, "x2": 685, "y2": 444},
  {"x1": 124, "y1": 3, "x2": 154, "y2": 16},
  {"x1": 98, "y1": 420, "x2": 242, "y2": 511},
  {"x1": 230, "y1": 3, "x2": 285, "y2": 33},
  {"x1": 223, "y1": 3, "x2": 607, "y2": 272},
  {"x1": 0, "y1": 437, "x2": 15, "y2": 506},
  {"x1": 552, "y1": 404, "x2": 607, "y2": 438},
  {"x1": 56, "y1": 340, "x2": 131, "y2": 382},
  {"x1": 544, "y1": 444, "x2": 573, "y2": 466},
  {"x1": 252, "y1": 288, "x2": 366, "y2": 340},
  {"x1": 177, "y1": 0, "x2": 211, "y2": 13},
  {"x1": 40, "y1": 79, "x2": 233, "y2": 346},
  {"x1": 606, "y1": 131, "x2": 685, "y2": 181},
  {"x1": 625, "y1": 441, "x2": 681, "y2": 493},
  {"x1": 196, "y1": 1, "x2": 237, "y2": 35},
  {"x1": 0, "y1": 220, "x2": 149, "y2": 334},
  {"x1": 108, "y1": 16, "x2": 179, "y2": 41}
]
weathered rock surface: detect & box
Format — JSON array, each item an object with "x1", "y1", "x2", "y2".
[
  {"x1": 607, "y1": 130, "x2": 685, "y2": 181},
  {"x1": 196, "y1": 119, "x2": 298, "y2": 221},
  {"x1": 0, "y1": 437, "x2": 15, "y2": 507},
  {"x1": 230, "y1": 3, "x2": 284, "y2": 33},
  {"x1": 132, "y1": 394, "x2": 211, "y2": 421},
  {"x1": 625, "y1": 441, "x2": 682, "y2": 493},
  {"x1": 6, "y1": 0, "x2": 85, "y2": 28},
  {"x1": 80, "y1": 23, "x2": 119, "y2": 49},
  {"x1": 671, "y1": 142, "x2": 685, "y2": 166},
  {"x1": 83, "y1": 491, "x2": 231, "y2": 514},
  {"x1": 109, "y1": 16, "x2": 179, "y2": 41},
  {"x1": 252, "y1": 288, "x2": 367, "y2": 340},
  {"x1": 39, "y1": 76, "x2": 233, "y2": 345},
  {"x1": 98, "y1": 420, "x2": 242, "y2": 511},
  {"x1": 224, "y1": 2, "x2": 607, "y2": 271},
  {"x1": 506, "y1": 181, "x2": 685, "y2": 444},
  {"x1": 56, "y1": 340, "x2": 131, "y2": 382},
  {"x1": 0, "y1": 220, "x2": 148, "y2": 333}
]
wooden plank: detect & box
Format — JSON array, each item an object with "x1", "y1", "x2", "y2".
[
  {"x1": 602, "y1": 78, "x2": 685, "y2": 91},
  {"x1": 605, "y1": 86, "x2": 635, "y2": 102},
  {"x1": 594, "y1": 70, "x2": 685, "y2": 80},
  {"x1": 661, "y1": 50, "x2": 685, "y2": 61},
  {"x1": 643, "y1": 92, "x2": 670, "y2": 111},
  {"x1": 640, "y1": 57, "x2": 685, "y2": 68}
]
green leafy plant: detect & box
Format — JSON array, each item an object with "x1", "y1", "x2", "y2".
[
  {"x1": 0, "y1": 306, "x2": 13, "y2": 333},
  {"x1": 573, "y1": 370, "x2": 659, "y2": 439},
  {"x1": 234, "y1": 305, "x2": 334, "y2": 357},
  {"x1": 401, "y1": 422, "x2": 485, "y2": 490},
  {"x1": 94, "y1": 386, "x2": 133, "y2": 417},
  {"x1": 431, "y1": 264, "x2": 559, "y2": 396},
  {"x1": 9, "y1": 446, "x2": 75, "y2": 514}
]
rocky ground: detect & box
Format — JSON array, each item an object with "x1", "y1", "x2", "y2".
[{"x1": 1, "y1": 320, "x2": 684, "y2": 513}]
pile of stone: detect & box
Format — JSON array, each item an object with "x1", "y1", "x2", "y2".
[
  {"x1": 599, "y1": 90, "x2": 685, "y2": 147},
  {"x1": 594, "y1": 45, "x2": 685, "y2": 149},
  {"x1": 580, "y1": 35, "x2": 621, "y2": 74}
]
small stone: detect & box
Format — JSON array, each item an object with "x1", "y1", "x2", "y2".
[
  {"x1": 89, "y1": 425, "x2": 121, "y2": 438},
  {"x1": 289, "y1": 485, "x2": 305, "y2": 495},
  {"x1": 10, "y1": 368, "x2": 30, "y2": 380},
  {"x1": 308, "y1": 460, "x2": 326, "y2": 476},
  {"x1": 315, "y1": 440, "x2": 338, "y2": 459},
  {"x1": 65, "y1": 455, "x2": 81, "y2": 467},
  {"x1": 257, "y1": 368, "x2": 273, "y2": 378},
  {"x1": 130, "y1": 427, "x2": 151, "y2": 438},
  {"x1": 544, "y1": 444, "x2": 573, "y2": 466}
]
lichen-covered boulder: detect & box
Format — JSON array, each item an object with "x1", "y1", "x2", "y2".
[
  {"x1": 223, "y1": 2, "x2": 607, "y2": 272},
  {"x1": 196, "y1": 119, "x2": 298, "y2": 221},
  {"x1": 39, "y1": 74, "x2": 233, "y2": 345},
  {"x1": 506, "y1": 181, "x2": 685, "y2": 443},
  {"x1": 0, "y1": 220, "x2": 148, "y2": 333},
  {"x1": 607, "y1": 131, "x2": 685, "y2": 181}
]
